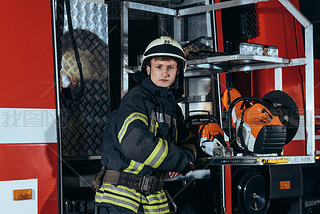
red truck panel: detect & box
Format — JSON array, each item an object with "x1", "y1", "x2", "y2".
[
  {"x1": 0, "y1": 0, "x2": 56, "y2": 109},
  {"x1": 0, "y1": 143, "x2": 58, "y2": 214},
  {"x1": 0, "y1": 1, "x2": 58, "y2": 213}
]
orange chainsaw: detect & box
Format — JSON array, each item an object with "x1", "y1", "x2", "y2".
[
  {"x1": 185, "y1": 112, "x2": 230, "y2": 157},
  {"x1": 222, "y1": 88, "x2": 299, "y2": 155}
]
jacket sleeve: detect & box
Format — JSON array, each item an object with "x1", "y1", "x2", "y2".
[
  {"x1": 114, "y1": 91, "x2": 193, "y2": 174},
  {"x1": 176, "y1": 106, "x2": 198, "y2": 162}
]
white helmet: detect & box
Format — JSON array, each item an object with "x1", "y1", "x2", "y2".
[{"x1": 141, "y1": 36, "x2": 187, "y2": 74}]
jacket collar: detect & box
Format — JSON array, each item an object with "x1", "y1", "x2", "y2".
[{"x1": 140, "y1": 78, "x2": 176, "y2": 101}]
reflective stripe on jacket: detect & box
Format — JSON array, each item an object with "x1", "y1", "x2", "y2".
[
  {"x1": 115, "y1": 79, "x2": 197, "y2": 174},
  {"x1": 96, "y1": 184, "x2": 169, "y2": 213},
  {"x1": 95, "y1": 78, "x2": 197, "y2": 212}
]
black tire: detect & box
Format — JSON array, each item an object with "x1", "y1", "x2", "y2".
[{"x1": 235, "y1": 168, "x2": 270, "y2": 214}]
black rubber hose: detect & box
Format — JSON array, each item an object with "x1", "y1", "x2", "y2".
[{"x1": 64, "y1": 0, "x2": 84, "y2": 101}]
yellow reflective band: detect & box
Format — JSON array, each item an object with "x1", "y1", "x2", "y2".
[
  {"x1": 118, "y1": 112, "x2": 148, "y2": 143},
  {"x1": 145, "y1": 190, "x2": 166, "y2": 199},
  {"x1": 123, "y1": 160, "x2": 136, "y2": 173},
  {"x1": 154, "y1": 121, "x2": 159, "y2": 136},
  {"x1": 181, "y1": 130, "x2": 192, "y2": 143},
  {"x1": 181, "y1": 144, "x2": 197, "y2": 159},
  {"x1": 143, "y1": 138, "x2": 168, "y2": 168},
  {"x1": 149, "y1": 118, "x2": 159, "y2": 137},
  {"x1": 143, "y1": 203, "x2": 170, "y2": 214},
  {"x1": 143, "y1": 203, "x2": 169, "y2": 209},
  {"x1": 142, "y1": 191, "x2": 167, "y2": 204},
  {"x1": 95, "y1": 192, "x2": 139, "y2": 213},
  {"x1": 99, "y1": 184, "x2": 140, "y2": 201},
  {"x1": 116, "y1": 185, "x2": 144, "y2": 198},
  {"x1": 123, "y1": 160, "x2": 144, "y2": 174},
  {"x1": 155, "y1": 139, "x2": 169, "y2": 168},
  {"x1": 133, "y1": 163, "x2": 144, "y2": 174}
]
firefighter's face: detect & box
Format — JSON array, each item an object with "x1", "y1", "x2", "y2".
[{"x1": 146, "y1": 58, "x2": 178, "y2": 88}]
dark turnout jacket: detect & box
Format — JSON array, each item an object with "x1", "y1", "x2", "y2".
[{"x1": 95, "y1": 78, "x2": 197, "y2": 213}]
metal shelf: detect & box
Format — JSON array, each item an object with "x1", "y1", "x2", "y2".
[
  {"x1": 186, "y1": 54, "x2": 306, "y2": 74},
  {"x1": 196, "y1": 155, "x2": 315, "y2": 167}
]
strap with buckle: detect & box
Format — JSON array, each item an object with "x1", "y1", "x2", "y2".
[{"x1": 103, "y1": 170, "x2": 164, "y2": 194}]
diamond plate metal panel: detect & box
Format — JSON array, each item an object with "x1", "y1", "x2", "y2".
[{"x1": 57, "y1": 0, "x2": 109, "y2": 158}]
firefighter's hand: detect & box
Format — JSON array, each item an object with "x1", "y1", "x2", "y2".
[
  {"x1": 190, "y1": 162, "x2": 194, "y2": 170},
  {"x1": 169, "y1": 171, "x2": 182, "y2": 178},
  {"x1": 172, "y1": 162, "x2": 194, "y2": 178}
]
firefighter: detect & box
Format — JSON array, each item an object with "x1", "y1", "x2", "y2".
[{"x1": 95, "y1": 36, "x2": 198, "y2": 213}]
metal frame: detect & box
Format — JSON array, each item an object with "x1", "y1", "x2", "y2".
[
  {"x1": 120, "y1": 0, "x2": 315, "y2": 159},
  {"x1": 278, "y1": 0, "x2": 315, "y2": 157},
  {"x1": 52, "y1": 0, "x2": 63, "y2": 212},
  {"x1": 177, "y1": 0, "x2": 268, "y2": 16},
  {"x1": 120, "y1": 0, "x2": 267, "y2": 95}
]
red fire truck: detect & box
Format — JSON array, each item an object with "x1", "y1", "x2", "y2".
[{"x1": 0, "y1": 0, "x2": 319, "y2": 213}]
